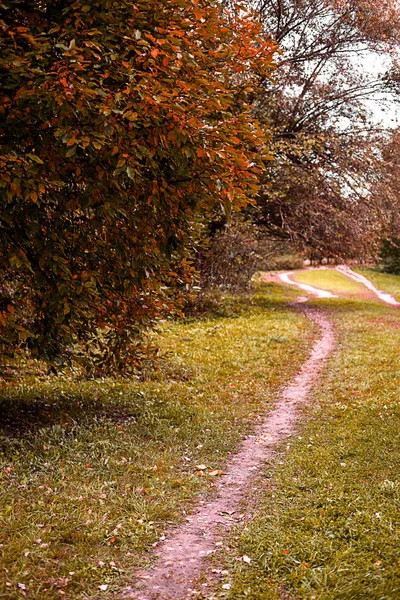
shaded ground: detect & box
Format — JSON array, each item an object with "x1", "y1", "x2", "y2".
[{"x1": 0, "y1": 288, "x2": 310, "y2": 599}]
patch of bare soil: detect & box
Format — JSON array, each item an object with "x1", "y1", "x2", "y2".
[{"x1": 122, "y1": 308, "x2": 335, "y2": 600}]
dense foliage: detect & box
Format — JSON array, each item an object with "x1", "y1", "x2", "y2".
[
  {"x1": 198, "y1": 217, "x2": 297, "y2": 291},
  {"x1": 0, "y1": 0, "x2": 275, "y2": 371},
  {"x1": 379, "y1": 238, "x2": 400, "y2": 274}
]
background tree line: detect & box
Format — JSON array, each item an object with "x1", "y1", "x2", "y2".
[{"x1": 1, "y1": 0, "x2": 400, "y2": 373}]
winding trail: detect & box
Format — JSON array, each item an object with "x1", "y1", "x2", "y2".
[
  {"x1": 336, "y1": 265, "x2": 400, "y2": 306},
  {"x1": 279, "y1": 265, "x2": 400, "y2": 307},
  {"x1": 279, "y1": 271, "x2": 337, "y2": 299},
  {"x1": 123, "y1": 266, "x2": 397, "y2": 600},
  {"x1": 123, "y1": 308, "x2": 335, "y2": 600}
]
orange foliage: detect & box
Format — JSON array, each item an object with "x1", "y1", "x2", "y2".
[{"x1": 0, "y1": 0, "x2": 276, "y2": 372}]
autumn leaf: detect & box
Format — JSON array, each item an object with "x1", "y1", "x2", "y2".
[
  {"x1": 243, "y1": 555, "x2": 251, "y2": 563},
  {"x1": 208, "y1": 469, "x2": 224, "y2": 476}
]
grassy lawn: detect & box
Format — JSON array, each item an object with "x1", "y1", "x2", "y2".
[
  {"x1": 209, "y1": 295, "x2": 400, "y2": 599},
  {"x1": 354, "y1": 267, "x2": 400, "y2": 301},
  {"x1": 291, "y1": 269, "x2": 368, "y2": 296},
  {"x1": 0, "y1": 283, "x2": 312, "y2": 599}
]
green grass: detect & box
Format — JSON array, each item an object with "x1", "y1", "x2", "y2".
[
  {"x1": 292, "y1": 270, "x2": 368, "y2": 296},
  {"x1": 208, "y1": 297, "x2": 400, "y2": 599},
  {"x1": 0, "y1": 283, "x2": 312, "y2": 599},
  {"x1": 354, "y1": 267, "x2": 400, "y2": 301}
]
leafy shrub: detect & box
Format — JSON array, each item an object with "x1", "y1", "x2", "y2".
[
  {"x1": 268, "y1": 253, "x2": 304, "y2": 271},
  {"x1": 0, "y1": 0, "x2": 275, "y2": 373}
]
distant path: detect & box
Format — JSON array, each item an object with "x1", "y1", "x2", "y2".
[
  {"x1": 279, "y1": 271, "x2": 337, "y2": 299},
  {"x1": 123, "y1": 308, "x2": 335, "y2": 600},
  {"x1": 336, "y1": 265, "x2": 400, "y2": 306},
  {"x1": 279, "y1": 266, "x2": 400, "y2": 307}
]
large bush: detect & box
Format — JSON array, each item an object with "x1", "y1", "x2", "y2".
[{"x1": 0, "y1": 0, "x2": 275, "y2": 372}]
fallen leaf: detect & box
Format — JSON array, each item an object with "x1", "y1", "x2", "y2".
[
  {"x1": 196, "y1": 464, "x2": 207, "y2": 470},
  {"x1": 243, "y1": 555, "x2": 251, "y2": 563}
]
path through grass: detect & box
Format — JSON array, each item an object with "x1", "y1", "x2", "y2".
[
  {"x1": 291, "y1": 269, "x2": 367, "y2": 296},
  {"x1": 354, "y1": 267, "x2": 400, "y2": 301},
  {"x1": 208, "y1": 294, "x2": 400, "y2": 599},
  {"x1": 0, "y1": 284, "x2": 311, "y2": 599}
]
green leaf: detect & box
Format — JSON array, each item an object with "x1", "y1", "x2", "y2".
[
  {"x1": 65, "y1": 146, "x2": 76, "y2": 158},
  {"x1": 126, "y1": 166, "x2": 135, "y2": 180},
  {"x1": 27, "y1": 154, "x2": 44, "y2": 164}
]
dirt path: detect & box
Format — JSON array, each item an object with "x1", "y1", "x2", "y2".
[
  {"x1": 123, "y1": 266, "x2": 396, "y2": 599},
  {"x1": 123, "y1": 308, "x2": 335, "y2": 600},
  {"x1": 278, "y1": 271, "x2": 337, "y2": 299},
  {"x1": 336, "y1": 265, "x2": 400, "y2": 306},
  {"x1": 279, "y1": 265, "x2": 400, "y2": 307}
]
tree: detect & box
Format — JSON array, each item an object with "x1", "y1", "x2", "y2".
[
  {"x1": 369, "y1": 128, "x2": 400, "y2": 272},
  {"x1": 0, "y1": 0, "x2": 276, "y2": 372},
  {"x1": 251, "y1": 0, "x2": 400, "y2": 258}
]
